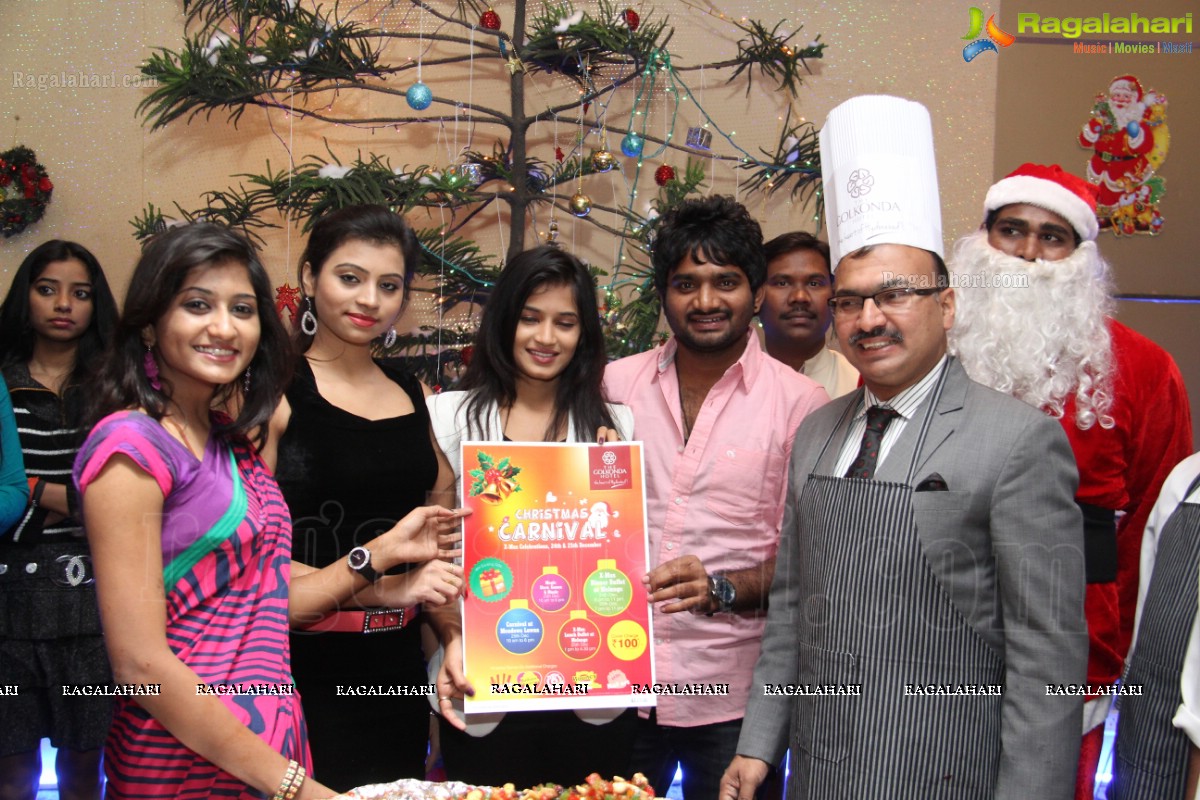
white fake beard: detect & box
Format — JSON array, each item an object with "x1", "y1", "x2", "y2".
[{"x1": 948, "y1": 231, "x2": 1116, "y2": 429}]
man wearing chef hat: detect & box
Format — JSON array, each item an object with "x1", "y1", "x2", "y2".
[{"x1": 720, "y1": 95, "x2": 1088, "y2": 799}]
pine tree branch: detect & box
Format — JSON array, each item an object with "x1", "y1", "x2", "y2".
[
  {"x1": 247, "y1": 95, "x2": 512, "y2": 128},
  {"x1": 144, "y1": 0, "x2": 830, "y2": 358}
]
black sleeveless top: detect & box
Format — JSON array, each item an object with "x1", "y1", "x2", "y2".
[
  {"x1": 277, "y1": 357, "x2": 438, "y2": 570},
  {"x1": 277, "y1": 357, "x2": 439, "y2": 785}
]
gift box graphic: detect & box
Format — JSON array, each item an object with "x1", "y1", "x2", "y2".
[{"x1": 479, "y1": 567, "x2": 507, "y2": 597}]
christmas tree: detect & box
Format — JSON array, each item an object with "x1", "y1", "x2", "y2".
[{"x1": 134, "y1": 0, "x2": 827, "y2": 378}]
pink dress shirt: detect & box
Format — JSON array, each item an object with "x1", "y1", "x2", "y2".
[{"x1": 604, "y1": 333, "x2": 829, "y2": 726}]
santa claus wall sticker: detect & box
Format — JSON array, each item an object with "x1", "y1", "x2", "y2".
[{"x1": 1079, "y1": 74, "x2": 1169, "y2": 236}]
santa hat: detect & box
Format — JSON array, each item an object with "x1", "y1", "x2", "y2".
[
  {"x1": 984, "y1": 163, "x2": 1099, "y2": 242},
  {"x1": 1109, "y1": 75, "x2": 1143, "y2": 101}
]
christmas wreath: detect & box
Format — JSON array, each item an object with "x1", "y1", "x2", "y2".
[{"x1": 0, "y1": 146, "x2": 54, "y2": 237}]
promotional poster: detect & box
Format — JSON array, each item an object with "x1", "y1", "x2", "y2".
[{"x1": 459, "y1": 441, "x2": 654, "y2": 713}]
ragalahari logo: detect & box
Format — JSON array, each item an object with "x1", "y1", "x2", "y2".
[{"x1": 962, "y1": 7, "x2": 1016, "y2": 62}]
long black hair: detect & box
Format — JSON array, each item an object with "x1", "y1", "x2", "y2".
[
  {"x1": 87, "y1": 223, "x2": 293, "y2": 446},
  {"x1": 0, "y1": 239, "x2": 118, "y2": 388},
  {"x1": 296, "y1": 204, "x2": 421, "y2": 352},
  {"x1": 458, "y1": 245, "x2": 615, "y2": 441}
]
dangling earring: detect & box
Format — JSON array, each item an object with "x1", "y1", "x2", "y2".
[
  {"x1": 300, "y1": 297, "x2": 318, "y2": 335},
  {"x1": 144, "y1": 346, "x2": 162, "y2": 391},
  {"x1": 383, "y1": 327, "x2": 397, "y2": 348},
  {"x1": 243, "y1": 367, "x2": 252, "y2": 393}
]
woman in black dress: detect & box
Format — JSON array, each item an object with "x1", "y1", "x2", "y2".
[
  {"x1": 0, "y1": 240, "x2": 118, "y2": 800},
  {"x1": 268, "y1": 205, "x2": 459, "y2": 791}
]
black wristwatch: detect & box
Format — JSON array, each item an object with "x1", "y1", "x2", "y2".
[
  {"x1": 707, "y1": 573, "x2": 736, "y2": 615},
  {"x1": 347, "y1": 546, "x2": 382, "y2": 583}
]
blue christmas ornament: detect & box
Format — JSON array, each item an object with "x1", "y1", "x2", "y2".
[
  {"x1": 406, "y1": 82, "x2": 433, "y2": 110},
  {"x1": 620, "y1": 132, "x2": 644, "y2": 158},
  {"x1": 1126, "y1": 121, "x2": 1140, "y2": 137}
]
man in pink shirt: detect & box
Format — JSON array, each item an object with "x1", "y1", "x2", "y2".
[{"x1": 605, "y1": 195, "x2": 829, "y2": 800}]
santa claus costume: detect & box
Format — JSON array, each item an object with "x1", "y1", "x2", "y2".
[{"x1": 949, "y1": 163, "x2": 1193, "y2": 800}]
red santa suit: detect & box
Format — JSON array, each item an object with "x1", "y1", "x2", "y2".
[
  {"x1": 969, "y1": 163, "x2": 1194, "y2": 800},
  {"x1": 1062, "y1": 319, "x2": 1192, "y2": 733}
]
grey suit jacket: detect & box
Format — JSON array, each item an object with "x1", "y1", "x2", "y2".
[{"x1": 738, "y1": 358, "x2": 1088, "y2": 799}]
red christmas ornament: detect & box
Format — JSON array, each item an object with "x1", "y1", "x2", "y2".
[
  {"x1": 654, "y1": 164, "x2": 675, "y2": 186},
  {"x1": 555, "y1": 147, "x2": 565, "y2": 162},
  {"x1": 274, "y1": 282, "x2": 302, "y2": 324},
  {"x1": 622, "y1": 8, "x2": 640, "y2": 31},
  {"x1": 480, "y1": 8, "x2": 501, "y2": 30}
]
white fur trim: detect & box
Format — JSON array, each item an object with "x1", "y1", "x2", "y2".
[
  {"x1": 1081, "y1": 124, "x2": 1099, "y2": 144},
  {"x1": 1109, "y1": 78, "x2": 1140, "y2": 99},
  {"x1": 985, "y1": 174, "x2": 1099, "y2": 241},
  {"x1": 1083, "y1": 696, "x2": 1112, "y2": 733}
]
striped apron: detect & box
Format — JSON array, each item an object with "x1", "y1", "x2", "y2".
[
  {"x1": 1109, "y1": 472, "x2": 1200, "y2": 800},
  {"x1": 789, "y1": 371, "x2": 1004, "y2": 800}
]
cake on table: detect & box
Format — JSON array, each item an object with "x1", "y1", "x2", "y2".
[{"x1": 333, "y1": 773, "x2": 657, "y2": 800}]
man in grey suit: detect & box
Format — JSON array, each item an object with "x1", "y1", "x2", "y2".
[{"x1": 720, "y1": 95, "x2": 1088, "y2": 800}]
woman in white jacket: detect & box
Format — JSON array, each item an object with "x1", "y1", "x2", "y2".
[{"x1": 427, "y1": 245, "x2": 635, "y2": 787}]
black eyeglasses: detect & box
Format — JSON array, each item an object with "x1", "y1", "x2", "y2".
[{"x1": 827, "y1": 287, "x2": 945, "y2": 317}]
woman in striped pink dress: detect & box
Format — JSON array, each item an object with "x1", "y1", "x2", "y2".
[{"x1": 74, "y1": 224, "x2": 464, "y2": 800}]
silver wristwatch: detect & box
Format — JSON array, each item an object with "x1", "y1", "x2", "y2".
[
  {"x1": 707, "y1": 573, "x2": 736, "y2": 615},
  {"x1": 347, "y1": 546, "x2": 382, "y2": 583}
]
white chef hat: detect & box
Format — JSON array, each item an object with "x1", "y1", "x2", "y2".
[{"x1": 819, "y1": 95, "x2": 943, "y2": 269}]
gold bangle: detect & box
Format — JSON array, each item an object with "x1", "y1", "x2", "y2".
[{"x1": 272, "y1": 760, "x2": 300, "y2": 800}]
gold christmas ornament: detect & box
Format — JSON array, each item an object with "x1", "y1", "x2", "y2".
[
  {"x1": 590, "y1": 149, "x2": 616, "y2": 173},
  {"x1": 569, "y1": 192, "x2": 592, "y2": 217}
]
